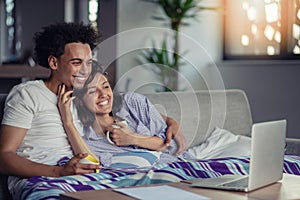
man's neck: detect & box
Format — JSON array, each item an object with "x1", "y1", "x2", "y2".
[
  {"x1": 44, "y1": 79, "x2": 73, "y2": 95},
  {"x1": 44, "y1": 79, "x2": 59, "y2": 95}
]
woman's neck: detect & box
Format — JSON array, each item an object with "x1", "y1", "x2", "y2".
[{"x1": 92, "y1": 114, "x2": 114, "y2": 135}]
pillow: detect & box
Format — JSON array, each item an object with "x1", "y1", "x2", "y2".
[
  {"x1": 110, "y1": 151, "x2": 161, "y2": 169},
  {"x1": 187, "y1": 127, "x2": 251, "y2": 159}
]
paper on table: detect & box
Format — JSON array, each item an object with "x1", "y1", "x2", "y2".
[{"x1": 114, "y1": 185, "x2": 210, "y2": 200}]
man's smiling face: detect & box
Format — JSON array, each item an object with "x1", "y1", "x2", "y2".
[{"x1": 56, "y1": 42, "x2": 93, "y2": 90}]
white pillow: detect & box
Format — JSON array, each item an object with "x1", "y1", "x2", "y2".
[
  {"x1": 187, "y1": 127, "x2": 251, "y2": 159},
  {"x1": 110, "y1": 151, "x2": 161, "y2": 169}
]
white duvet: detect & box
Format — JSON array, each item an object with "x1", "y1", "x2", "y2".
[{"x1": 187, "y1": 127, "x2": 252, "y2": 159}]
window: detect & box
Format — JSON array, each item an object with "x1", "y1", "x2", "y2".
[
  {"x1": 0, "y1": 0, "x2": 18, "y2": 63},
  {"x1": 89, "y1": 0, "x2": 98, "y2": 30},
  {"x1": 224, "y1": 0, "x2": 300, "y2": 59}
]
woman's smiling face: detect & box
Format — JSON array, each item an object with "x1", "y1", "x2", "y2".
[{"x1": 83, "y1": 72, "x2": 113, "y2": 116}]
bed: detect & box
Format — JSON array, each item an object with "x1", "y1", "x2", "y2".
[
  {"x1": 13, "y1": 155, "x2": 300, "y2": 199},
  {"x1": 2, "y1": 89, "x2": 300, "y2": 199}
]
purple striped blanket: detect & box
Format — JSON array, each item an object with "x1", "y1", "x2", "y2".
[{"x1": 13, "y1": 155, "x2": 300, "y2": 199}]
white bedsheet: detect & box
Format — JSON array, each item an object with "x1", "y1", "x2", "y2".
[{"x1": 187, "y1": 127, "x2": 251, "y2": 159}]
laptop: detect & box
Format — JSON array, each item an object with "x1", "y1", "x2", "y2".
[{"x1": 191, "y1": 119, "x2": 287, "y2": 192}]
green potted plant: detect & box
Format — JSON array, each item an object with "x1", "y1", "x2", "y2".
[{"x1": 139, "y1": 0, "x2": 218, "y2": 91}]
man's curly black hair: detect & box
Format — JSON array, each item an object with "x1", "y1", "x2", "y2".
[{"x1": 33, "y1": 22, "x2": 100, "y2": 68}]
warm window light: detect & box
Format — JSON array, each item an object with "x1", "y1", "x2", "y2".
[
  {"x1": 247, "y1": 6, "x2": 256, "y2": 21},
  {"x1": 241, "y1": 35, "x2": 250, "y2": 46},
  {"x1": 264, "y1": 25, "x2": 275, "y2": 41},
  {"x1": 242, "y1": 1, "x2": 249, "y2": 10},
  {"x1": 265, "y1": 3, "x2": 279, "y2": 23},
  {"x1": 276, "y1": 20, "x2": 281, "y2": 28},
  {"x1": 297, "y1": 9, "x2": 300, "y2": 20},
  {"x1": 225, "y1": 0, "x2": 300, "y2": 57},
  {"x1": 274, "y1": 31, "x2": 281, "y2": 43},
  {"x1": 267, "y1": 45, "x2": 275, "y2": 55},
  {"x1": 293, "y1": 46, "x2": 300, "y2": 54},
  {"x1": 293, "y1": 24, "x2": 300, "y2": 40},
  {"x1": 251, "y1": 24, "x2": 257, "y2": 35},
  {"x1": 264, "y1": 0, "x2": 272, "y2": 3}
]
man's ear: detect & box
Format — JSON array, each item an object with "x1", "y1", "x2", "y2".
[{"x1": 48, "y1": 55, "x2": 58, "y2": 70}]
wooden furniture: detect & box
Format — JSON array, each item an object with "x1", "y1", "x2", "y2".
[
  {"x1": 60, "y1": 174, "x2": 300, "y2": 200},
  {"x1": 0, "y1": 65, "x2": 50, "y2": 78}
]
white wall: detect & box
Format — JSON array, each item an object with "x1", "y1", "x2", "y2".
[
  {"x1": 115, "y1": 0, "x2": 300, "y2": 139},
  {"x1": 116, "y1": 0, "x2": 223, "y2": 93}
]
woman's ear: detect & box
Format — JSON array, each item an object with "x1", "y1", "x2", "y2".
[{"x1": 48, "y1": 55, "x2": 58, "y2": 70}]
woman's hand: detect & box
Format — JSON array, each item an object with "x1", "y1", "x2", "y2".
[
  {"x1": 106, "y1": 122, "x2": 166, "y2": 150},
  {"x1": 106, "y1": 122, "x2": 136, "y2": 146},
  {"x1": 57, "y1": 84, "x2": 75, "y2": 125},
  {"x1": 57, "y1": 84, "x2": 99, "y2": 161}
]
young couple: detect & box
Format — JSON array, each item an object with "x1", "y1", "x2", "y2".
[
  {"x1": 58, "y1": 62, "x2": 194, "y2": 167},
  {"x1": 0, "y1": 21, "x2": 188, "y2": 189}
]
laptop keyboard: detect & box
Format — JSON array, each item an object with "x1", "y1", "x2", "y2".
[{"x1": 219, "y1": 177, "x2": 249, "y2": 188}]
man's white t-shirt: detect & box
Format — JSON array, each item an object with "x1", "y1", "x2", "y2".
[{"x1": 2, "y1": 80, "x2": 73, "y2": 165}]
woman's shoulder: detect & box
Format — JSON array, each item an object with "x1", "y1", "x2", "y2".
[{"x1": 122, "y1": 92, "x2": 146, "y2": 100}]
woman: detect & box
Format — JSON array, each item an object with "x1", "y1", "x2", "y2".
[{"x1": 58, "y1": 64, "x2": 194, "y2": 167}]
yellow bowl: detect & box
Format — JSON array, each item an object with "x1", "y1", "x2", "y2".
[
  {"x1": 85, "y1": 155, "x2": 99, "y2": 164},
  {"x1": 79, "y1": 155, "x2": 100, "y2": 173}
]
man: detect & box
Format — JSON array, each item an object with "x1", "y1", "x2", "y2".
[
  {"x1": 0, "y1": 22, "x2": 186, "y2": 181},
  {"x1": 0, "y1": 22, "x2": 101, "y2": 179}
]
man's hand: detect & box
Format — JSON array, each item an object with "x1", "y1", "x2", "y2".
[
  {"x1": 164, "y1": 116, "x2": 187, "y2": 155},
  {"x1": 172, "y1": 129, "x2": 187, "y2": 156},
  {"x1": 57, "y1": 153, "x2": 101, "y2": 177}
]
